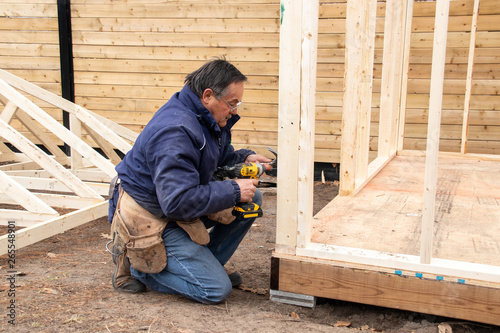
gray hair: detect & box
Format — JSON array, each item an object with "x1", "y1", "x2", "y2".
[{"x1": 185, "y1": 58, "x2": 247, "y2": 99}]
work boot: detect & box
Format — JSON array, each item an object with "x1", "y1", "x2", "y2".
[
  {"x1": 109, "y1": 232, "x2": 146, "y2": 294},
  {"x1": 111, "y1": 249, "x2": 146, "y2": 293},
  {"x1": 225, "y1": 268, "x2": 243, "y2": 287}
]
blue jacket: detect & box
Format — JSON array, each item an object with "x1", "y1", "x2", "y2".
[{"x1": 109, "y1": 85, "x2": 254, "y2": 222}]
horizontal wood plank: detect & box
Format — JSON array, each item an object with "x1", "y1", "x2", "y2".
[
  {"x1": 72, "y1": 31, "x2": 279, "y2": 48},
  {"x1": 71, "y1": 4, "x2": 280, "y2": 19},
  {"x1": 72, "y1": 17, "x2": 280, "y2": 33},
  {"x1": 0, "y1": 17, "x2": 58, "y2": 30},
  {"x1": 73, "y1": 58, "x2": 279, "y2": 75},
  {"x1": 0, "y1": 3, "x2": 57, "y2": 17},
  {"x1": 72, "y1": 45, "x2": 279, "y2": 62},
  {"x1": 276, "y1": 256, "x2": 500, "y2": 326}
]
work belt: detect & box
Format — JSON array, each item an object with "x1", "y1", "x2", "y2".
[
  {"x1": 107, "y1": 180, "x2": 237, "y2": 273},
  {"x1": 111, "y1": 186, "x2": 168, "y2": 274}
]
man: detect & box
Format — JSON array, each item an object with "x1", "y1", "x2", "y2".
[{"x1": 107, "y1": 58, "x2": 272, "y2": 304}]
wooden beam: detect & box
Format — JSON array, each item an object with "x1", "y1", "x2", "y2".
[
  {"x1": 297, "y1": 242, "x2": 500, "y2": 284},
  {"x1": 4, "y1": 168, "x2": 112, "y2": 182},
  {"x1": 355, "y1": 0, "x2": 377, "y2": 183},
  {"x1": 275, "y1": 255, "x2": 500, "y2": 326},
  {"x1": 0, "y1": 161, "x2": 41, "y2": 171},
  {"x1": 0, "y1": 201, "x2": 108, "y2": 255},
  {"x1": 0, "y1": 69, "x2": 135, "y2": 154},
  {"x1": 421, "y1": 0, "x2": 450, "y2": 265},
  {"x1": 276, "y1": 0, "x2": 302, "y2": 254},
  {"x1": 0, "y1": 169, "x2": 58, "y2": 215},
  {"x1": 397, "y1": 0, "x2": 414, "y2": 152},
  {"x1": 352, "y1": 155, "x2": 391, "y2": 197},
  {"x1": 378, "y1": 0, "x2": 406, "y2": 158},
  {"x1": 0, "y1": 101, "x2": 18, "y2": 123},
  {"x1": 0, "y1": 210, "x2": 60, "y2": 228},
  {"x1": 0, "y1": 141, "x2": 16, "y2": 162},
  {"x1": 8, "y1": 175, "x2": 110, "y2": 196},
  {"x1": 87, "y1": 110, "x2": 138, "y2": 143},
  {"x1": 15, "y1": 110, "x2": 68, "y2": 159},
  {"x1": 296, "y1": 0, "x2": 319, "y2": 249},
  {"x1": 0, "y1": 77, "x2": 116, "y2": 178},
  {"x1": 82, "y1": 122, "x2": 122, "y2": 165},
  {"x1": 339, "y1": 2, "x2": 360, "y2": 196},
  {"x1": 0, "y1": 119, "x2": 103, "y2": 199},
  {"x1": 461, "y1": 0, "x2": 480, "y2": 154},
  {"x1": 399, "y1": 149, "x2": 500, "y2": 162},
  {"x1": 74, "y1": 104, "x2": 133, "y2": 155},
  {"x1": 0, "y1": 192, "x2": 102, "y2": 210},
  {"x1": 340, "y1": 0, "x2": 378, "y2": 196},
  {"x1": 70, "y1": 113, "x2": 84, "y2": 169}
]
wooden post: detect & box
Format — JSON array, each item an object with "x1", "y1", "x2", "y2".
[
  {"x1": 340, "y1": 0, "x2": 377, "y2": 196},
  {"x1": 0, "y1": 101, "x2": 18, "y2": 123},
  {"x1": 70, "y1": 113, "x2": 84, "y2": 169},
  {"x1": 420, "y1": 0, "x2": 450, "y2": 264},
  {"x1": 296, "y1": 0, "x2": 319, "y2": 249},
  {"x1": 378, "y1": 0, "x2": 406, "y2": 159},
  {"x1": 354, "y1": 0, "x2": 377, "y2": 183},
  {"x1": 276, "y1": 0, "x2": 302, "y2": 254},
  {"x1": 276, "y1": 0, "x2": 319, "y2": 252},
  {"x1": 397, "y1": 0, "x2": 414, "y2": 152},
  {"x1": 461, "y1": 0, "x2": 480, "y2": 154}
]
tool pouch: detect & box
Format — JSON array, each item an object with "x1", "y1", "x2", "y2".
[
  {"x1": 116, "y1": 214, "x2": 167, "y2": 274},
  {"x1": 207, "y1": 207, "x2": 236, "y2": 225},
  {"x1": 176, "y1": 220, "x2": 210, "y2": 245},
  {"x1": 115, "y1": 188, "x2": 168, "y2": 274},
  {"x1": 176, "y1": 207, "x2": 236, "y2": 245}
]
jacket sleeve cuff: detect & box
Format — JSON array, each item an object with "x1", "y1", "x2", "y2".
[
  {"x1": 230, "y1": 180, "x2": 241, "y2": 203},
  {"x1": 240, "y1": 149, "x2": 256, "y2": 163}
]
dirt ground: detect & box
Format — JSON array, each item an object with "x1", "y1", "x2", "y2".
[{"x1": 1, "y1": 181, "x2": 498, "y2": 333}]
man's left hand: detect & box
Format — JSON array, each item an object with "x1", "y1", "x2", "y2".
[{"x1": 245, "y1": 154, "x2": 273, "y2": 171}]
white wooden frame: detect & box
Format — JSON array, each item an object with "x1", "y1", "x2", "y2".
[
  {"x1": 275, "y1": 0, "x2": 500, "y2": 285},
  {"x1": 0, "y1": 69, "x2": 138, "y2": 255}
]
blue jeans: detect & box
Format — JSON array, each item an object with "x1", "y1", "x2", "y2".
[{"x1": 131, "y1": 190, "x2": 262, "y2": 304}]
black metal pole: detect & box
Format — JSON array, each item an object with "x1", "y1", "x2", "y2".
[{"x1": 57, "y1": 0, "x2": 74, "y2": 156}]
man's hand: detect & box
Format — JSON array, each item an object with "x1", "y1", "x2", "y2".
[
  {"x1": 234, "y1": 179, "x2": 259, "y2": 202},
  {"x1": 245, "y1": 154, "x2": 273, "y2": 171}
]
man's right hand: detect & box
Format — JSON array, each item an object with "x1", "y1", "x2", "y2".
[{"x1": 234, "y1": 179, "x2": 258, "y2": 202}]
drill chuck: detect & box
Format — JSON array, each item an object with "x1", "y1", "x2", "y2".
[
  {"x1": 215, "y1": 162, "x2": 265, "y2": 179},
  {"x1": 237, "y1": 162, "x2": 265, "y2": 179}
]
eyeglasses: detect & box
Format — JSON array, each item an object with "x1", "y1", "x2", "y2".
[{"x1": 221, "y1": 97, "x2": 242, "y2": 113}]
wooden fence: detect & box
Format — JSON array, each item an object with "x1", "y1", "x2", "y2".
[{"x1": 1, "y1": 0, "x2": 499, "y2": 162}]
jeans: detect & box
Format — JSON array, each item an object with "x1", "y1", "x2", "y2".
[{"x1": 131, "y1": 190, "x2": 262, "y2": 304}]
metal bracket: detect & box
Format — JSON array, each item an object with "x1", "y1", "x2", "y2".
[{"x1": 269, "y1": 289, "x2": 316, "y2": 309}]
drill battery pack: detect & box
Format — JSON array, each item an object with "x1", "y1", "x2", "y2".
[{"x1": 232, "y1": 202, "x2": 263, "y2": 219}]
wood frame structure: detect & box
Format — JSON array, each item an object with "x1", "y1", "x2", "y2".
[
  {"x1": 272, "y1": 0, "x2": 500, "y2": 325},
  {"x1": 0, "y1": 69, "x2": 137, "y2": 255}
]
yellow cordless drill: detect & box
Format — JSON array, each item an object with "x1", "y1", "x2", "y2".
[
  {"x1": 214, "y1": 162, "x2": 266, "y2": 219},
  {"x1": 214, "y1": 147, "x2": 277, "y2": 219}
]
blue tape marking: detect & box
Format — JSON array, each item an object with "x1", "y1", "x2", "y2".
[
  {"x1": 436, "y1": 276, "x2": 444, "y2": 281},
  {"x1": 395, "y1": 270, "x2": 402, "y2": 276},
  {"x1": 415, "y1": 273, "x2": 423, "y2": 278},
  {"x1": 458, "y1": 279, "x2": 465, "y2": 284}
]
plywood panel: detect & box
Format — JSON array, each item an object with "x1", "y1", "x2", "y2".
[{"x1": 312, "y1": 155, "x2": 500, "y2": 266}]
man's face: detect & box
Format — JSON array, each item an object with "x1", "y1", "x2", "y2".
[{"x1": 202, "y1": 81, "x2": 244, "y2": 128}]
